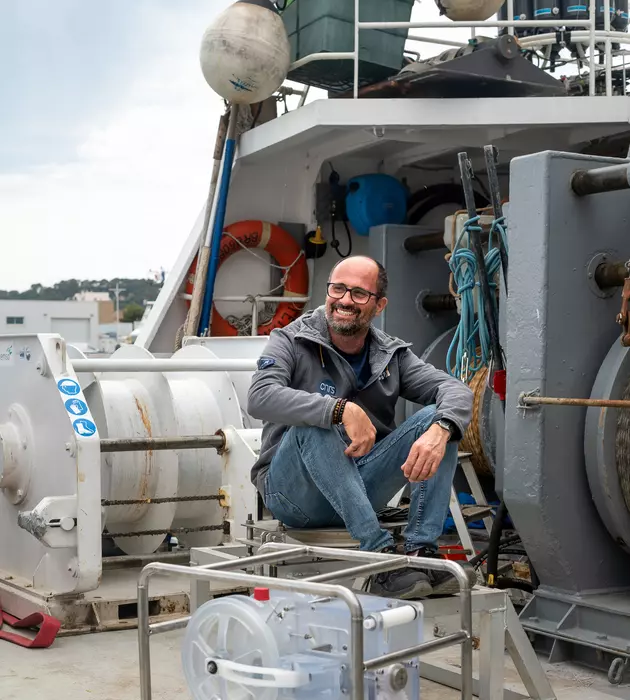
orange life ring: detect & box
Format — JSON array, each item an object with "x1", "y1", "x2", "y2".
[{"x1": 185, "y1": 220, "x2": 309, "y2": 337}]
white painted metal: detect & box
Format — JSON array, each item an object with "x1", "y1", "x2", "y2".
[
  {"x1": 184, "y1": 335, "x2": 269, "y2": 428},
  {"x1": 0, "y1": 333, "x2": 262, "y2": 610},
  {"x1": 449, "y1": 487, "x2": 477, "y2": 563},
  {"x1": 73, "y1": 358, "x2": 257, "y2": 373},
  {"x1": 92, "y1": 344, "x2": 180, "y2": 555},
  {"x1": 0, "y1": 334, "x2": 101, "y2": 595}
]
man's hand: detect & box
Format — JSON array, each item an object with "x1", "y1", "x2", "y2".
[
  {"x1": 342, "y1": 402, "x2": 376, "y2": 458},
  {"x1": 401, "y1": 424, "x2": 450, "y2": 482}
]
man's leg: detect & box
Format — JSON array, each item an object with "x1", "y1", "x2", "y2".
[
  {"x1": 355, "y1": 405, "x2": 458, "y2": 553},
  {"x1": 263, "y1": 425, "x2": 395, "y2": 552}
]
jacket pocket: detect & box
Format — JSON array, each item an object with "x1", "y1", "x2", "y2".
[{"x1": 265, "y1": 491, "x2": 310, "y2": 528}]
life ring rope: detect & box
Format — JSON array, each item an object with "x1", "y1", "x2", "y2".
[
  {"x1": 186, "y1": 220, "x2": 309, "y2": 337},
  {"x1": 222, "y1": 231, "x2": 306, "y2": 295}
]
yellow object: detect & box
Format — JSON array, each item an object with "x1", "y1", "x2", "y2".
[{"x1": 309, "y1": 225, "x2": 326, "y2": 245}]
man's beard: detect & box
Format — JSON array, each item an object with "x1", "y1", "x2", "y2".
[{"x1": 326, "y1": 302, "x2": 371, "y2": 336}]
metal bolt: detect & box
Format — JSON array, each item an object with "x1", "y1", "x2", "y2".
[
  {"x1": 390, "y1": 665, "x2": 408, "y2": 691},
  {"x1": 16, "y1": 490, "x2": 23, "y2": 499}
]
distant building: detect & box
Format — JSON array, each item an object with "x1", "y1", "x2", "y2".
[
  {"x1": 73, "y1": 291, "x2": 118, "y2": 324},
  {"x1": 0, "y1": 300, "x2": 99, "y2": 350}
]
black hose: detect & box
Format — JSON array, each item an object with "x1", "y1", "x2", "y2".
[
  {"x1": 486, "y1": 501, "x2": 508, "y2": 586},
  {"x1": 469, "y1": 532, "x2": 521, "y2": 568},
  {"x1": 496, "y1": 577, "x2": 535, "y2": 593},
  {"x1": 407, "y1": 183, "x2": 489, "y2": 226},
  {"x1": 331, "y1": 217, "x2": 352, "y2": 258}
]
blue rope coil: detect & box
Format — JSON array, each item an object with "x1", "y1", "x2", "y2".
[{"x1": 446, "y1": 215, "x2": 508, "y2": 382}]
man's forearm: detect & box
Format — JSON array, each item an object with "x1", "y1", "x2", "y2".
[{"x1": 248, "y1": 381, "x2": 337, "y2": 428}]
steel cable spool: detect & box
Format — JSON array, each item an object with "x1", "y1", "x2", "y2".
[
  {"x1": 585, "y1": 339, "x2": 630, "y2": 553},
  {"x1": 616, "y1": 380, "x2": 630, "y2": 514},
  {"x1": 76, "y1": 343, "x2": 245, "y2": 556}
]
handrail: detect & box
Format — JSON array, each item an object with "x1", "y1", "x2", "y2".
[{"x1": 287, "y1": 0, "x2": 627, "y2": 98}]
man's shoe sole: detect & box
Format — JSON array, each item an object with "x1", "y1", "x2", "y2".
[
  {"x1": 369, "y1": 578, "x2": 433, "y2": 600},
  {"x1": 429, "y1": 565, "x2": 479, "y2": 596}
]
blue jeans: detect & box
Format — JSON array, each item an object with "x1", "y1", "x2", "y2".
[{"x1": 263, "y1": 405, "x2": 458, "y2": 552}]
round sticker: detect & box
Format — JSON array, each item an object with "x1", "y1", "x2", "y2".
[
  {"x1": 58, "y1": 378, "x2": 81, "y2": 396},
  {"x1": 73, "y1": 419, "x2": 97, "y2": 437},
  {"x1": 65, "y1": 398, "x2": 88, "y2": 416}
]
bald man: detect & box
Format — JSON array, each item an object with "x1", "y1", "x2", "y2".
[{"x1": 248, "y1": 255, "x2": 474, "y2": 599}]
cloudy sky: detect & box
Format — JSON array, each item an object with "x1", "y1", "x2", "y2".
[{"x1": 0, "y1": 0, "x2": 469, "y2": 292}]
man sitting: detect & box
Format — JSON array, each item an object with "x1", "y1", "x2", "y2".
[{"x1": 248, "y1": 255, "x2": 474, "y2": 598}]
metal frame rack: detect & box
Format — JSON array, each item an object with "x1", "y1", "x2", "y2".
[
  {"x1": 287, "y1": 0, "x2": 629, "y2": 97},
  {"x1": 137, "y1": 543, "x2": 474, "y2": 700}
]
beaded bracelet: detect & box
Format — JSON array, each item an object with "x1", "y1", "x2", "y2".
[{"x1": 332, "y1": 398, "x2": 348, "y2": 425}]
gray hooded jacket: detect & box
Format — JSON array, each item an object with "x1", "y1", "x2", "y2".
[{"x1": 247, "y1": 306, "x2": 473, "y2": 494}]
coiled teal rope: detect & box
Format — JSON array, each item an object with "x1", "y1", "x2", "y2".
[{"x1": 446, "y1": 215, "x2": 508, "y2": 382}]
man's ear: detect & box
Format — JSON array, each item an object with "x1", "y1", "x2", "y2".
[{"x1": 375, "y1": 296, "x2": 388, "y2": 316}]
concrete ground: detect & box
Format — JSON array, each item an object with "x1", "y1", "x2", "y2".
[{"x1": 1, "y1": 628, "x2": 628, "y2": 700}]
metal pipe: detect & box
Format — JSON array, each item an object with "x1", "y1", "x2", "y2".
[
  {"x1": 364, "y1": 631, "x2": 469, "y2": 671},
  {"x1": 354, "y1": 0, "x2": 360, "y2": 98},
  {"x1": 571, "y1": 163, "x2": 630, "y2": 196},
  {"x1": 290, "y1": 51, "x2": 355, "y2": 73},
  {"x1": 358, "y1": 19, "x2": 594, "y2": 28},
  {"x1": 518, "y1": 30, "x2": 630, "y2": 47},
  {"x1": 138, "y1": 562, "x2": 365, "y2": 700},
  {"x1": 590, "y1": 0, "x2": 597, "y2": 95},
  {"x1": 72, "y1": 358, "x2": 257, "y2": 373},
  {"x1": 520, "y1": 395, "x2": 630, "y2": 408},
  {"x1": 605, "y1": 0, "x2": 612, "y2": 97},
  {"x1": 507, "y1": 0, "x2": 515, "y2": 35},
  {"x1": 138, "y1": 582, "x2": 151, "y2": 700},
  {"x1": 213, "y1": 295, "x2": 309, "y2": 303},
  {"x1": 100, "y1": 435, "x2": 225, "y2": 453},
  {"x1": 149, "y1": 616, "x2": 190, "y2": 635},
  {"x1": 422, "y1": 294, "x2": 457, "y2": 313},
  {"x1": 403, "y1": 231, "x2": 451, "y2": 253},
  {"x1": 102, "y1": 550, "x2": 190, "y2": 570},
  {"x1": 197, "y1": 546, "x2": 309, "y2": 570},
  {"x1": 406, "y1": 33, "x2": 466, "y2": 47},
  {"x1": 199, "y1": 103, "x2": 240, "y2": 337},
  {"x1": 595, "y1": 261, "x2": 628, "y2": 289},
  {"x1": 306, "y1": 559, "x2": 405, "y2": 583}
]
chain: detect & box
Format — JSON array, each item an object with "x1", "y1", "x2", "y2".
[
  {"x1": 105, "y1": 524, "x2": 225, "y2": 538},
  {"x1": 101, "y1": 495, "x2": 221, "y2": 506}
]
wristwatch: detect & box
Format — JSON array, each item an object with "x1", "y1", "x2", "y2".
[{"x1": 435, "y1": 418, "x2": 455, "y2": 440}]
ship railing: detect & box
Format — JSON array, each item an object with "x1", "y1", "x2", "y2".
[{"x1": 288, "y1": 0, "x2": 629, "y2": 98}]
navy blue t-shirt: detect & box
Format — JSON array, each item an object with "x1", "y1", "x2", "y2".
[{"x1": 336, "y1": 339, "x2": 371, "y2": 389}]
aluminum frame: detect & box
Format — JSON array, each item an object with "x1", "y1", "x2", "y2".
[{"x1": 137, "y1": 542, "x2": 474, "y2": 700}]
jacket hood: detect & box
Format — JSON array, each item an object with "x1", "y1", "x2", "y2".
[{"x1": 294, "y1": 305, "x2": 410, "y2": 353}]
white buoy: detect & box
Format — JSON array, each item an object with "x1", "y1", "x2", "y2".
[
  {"x1": 200, "y1": 0, "x2": 291, "y2": 104},
  {"x1": 436, "y1": 0, "x2": 505, "y2": 21}
]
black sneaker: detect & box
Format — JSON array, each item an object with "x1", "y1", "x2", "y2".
[
  {"x1": 407, "y1": 546, "x2": 478, "y2": 596},
  {"x1": 368, "y1": 547, "x2": 433, "y2": 599}
]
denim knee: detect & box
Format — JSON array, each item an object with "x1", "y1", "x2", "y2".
[{"x1": 292, "y1": 425, "x2": 343, "y2": 447}]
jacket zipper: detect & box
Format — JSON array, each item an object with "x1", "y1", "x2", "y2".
[{"x1": 296, "y1": 332, "x2": 400, "y2": 395}]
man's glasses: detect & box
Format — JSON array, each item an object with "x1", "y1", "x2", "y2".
[{"x1": 327, "y1": 282, "x2": 378, "y2": 305}]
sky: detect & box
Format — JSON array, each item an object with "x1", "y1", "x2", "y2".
[{"x1": 0, "y1": 0, "x2": 474, "y2": 292}]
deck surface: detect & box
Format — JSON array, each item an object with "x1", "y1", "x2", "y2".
[{"x1": 1, "y1": 627, "x2": 629, "y2": 699}]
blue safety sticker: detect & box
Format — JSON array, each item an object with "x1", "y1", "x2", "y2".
[
  {"x1": 257, "y1": 356, "x2": 276, "y2": 370},
  {"x1": 58, "y1": 378, "x2": 81, "y2": 396},
  {"x1": 65, "y1": 398, "x2": 88, "y2": 416},
  {"x1": 73, "y1": 418, "x2": 97, "y2": 437}
]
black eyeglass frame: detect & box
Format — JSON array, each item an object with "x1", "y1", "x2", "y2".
[{"x1": 326, "y1": 282, "x2": 380, "y2": 305}]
